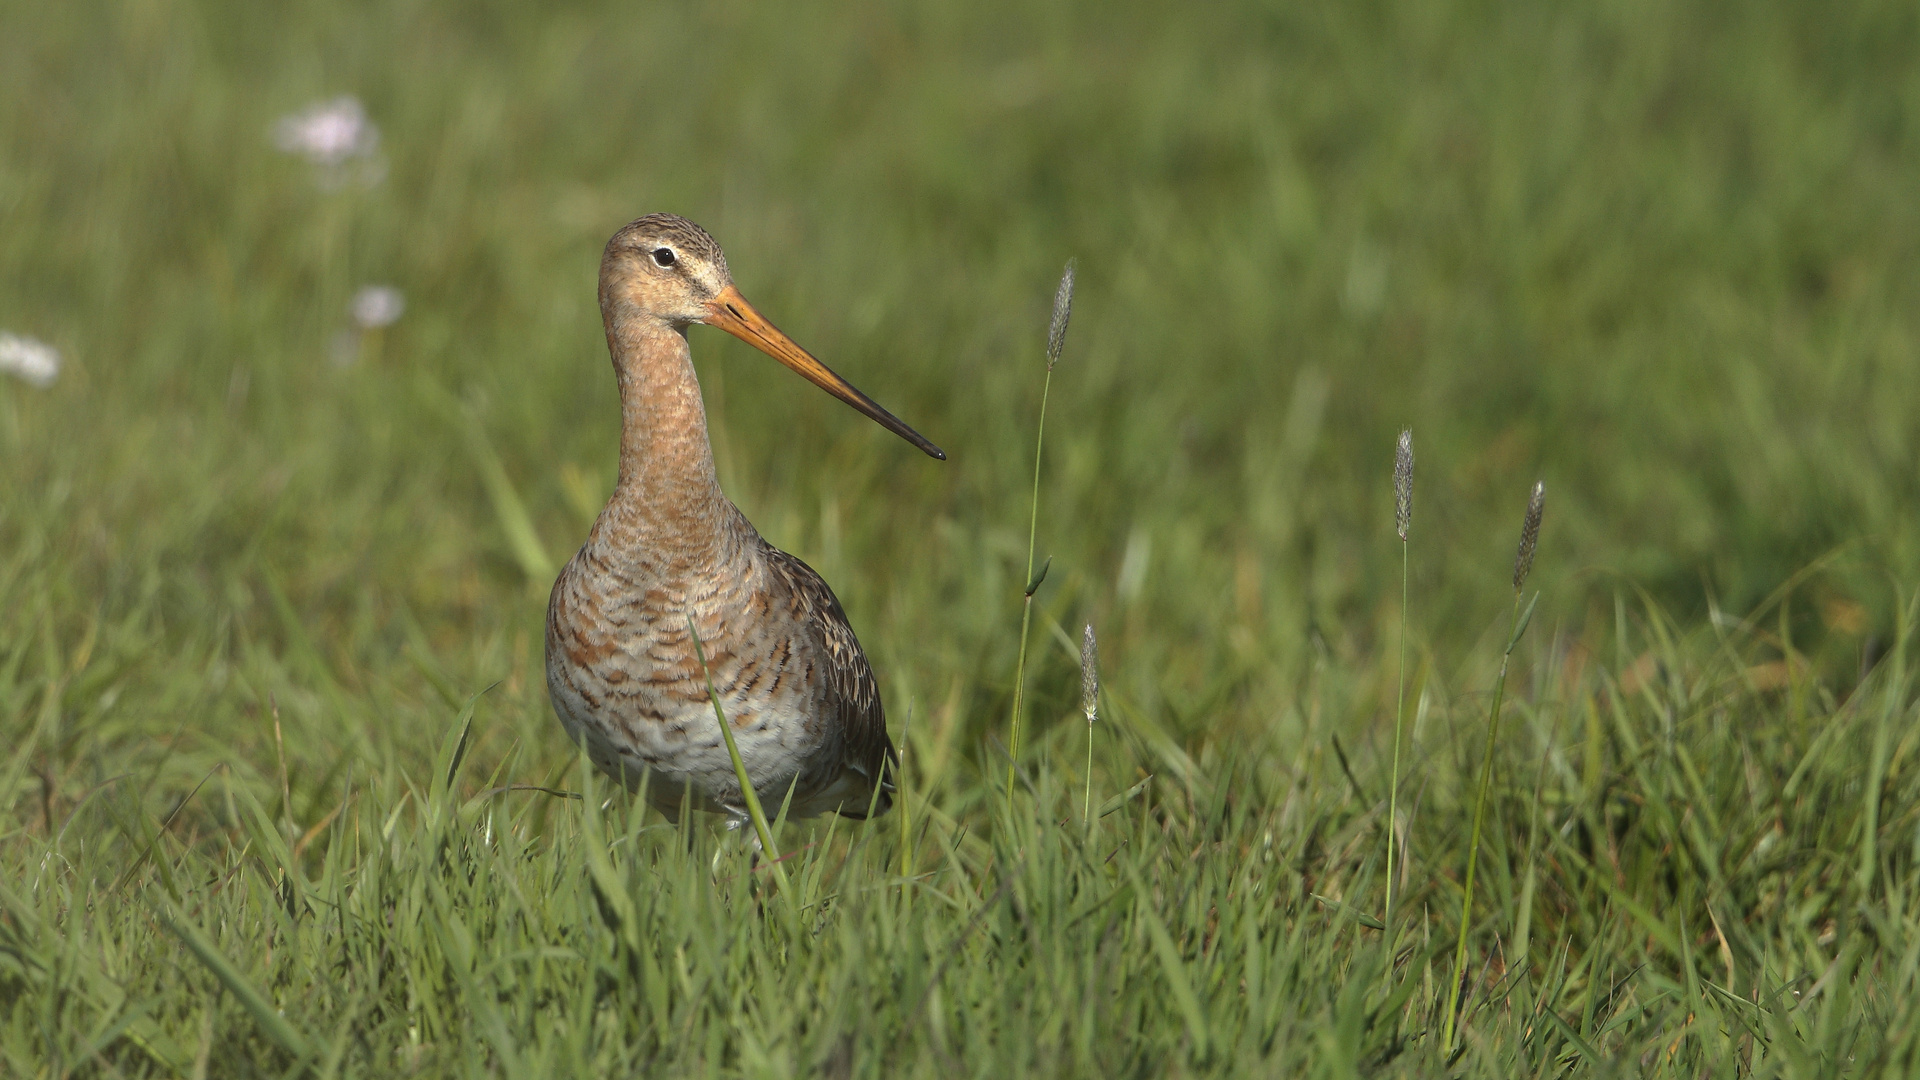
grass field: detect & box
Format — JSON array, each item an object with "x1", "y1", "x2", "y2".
[{"x1": 5, "y1": 0, "x2": 1920, "y2": 1074}]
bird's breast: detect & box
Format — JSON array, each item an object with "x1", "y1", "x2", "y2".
[{"x1": 546, "y1": 539, "x2": 826, "y2": 746}]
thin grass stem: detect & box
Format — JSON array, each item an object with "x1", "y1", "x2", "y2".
[
  {"x1": 1008, "y1": 260, "x2": 1075, "y2": 799},
  {"x1": 1385, "y1": 429, "x2": 1413, "y2": 966},
  {"x1": 1082, "y1": 623, "x2": 1099, "y2": 834},
  {"x1": 1441, "y1": 591, "x2": 1520, "y2": 1051},
  {"x1": 1083, "y1": 718, "x2": 1094, "y2": 832},
  {"x1": 1385, "y1": 541, "x2": 1408, "y2": 928},
  {"x1": 686, "y1": 616, "x2": 790, "y2": 898},
  {"x1": 1006, "y1": 373, "x2": 1049, "y2": 800},
  {"x1": 1443, "y1": 481, "x2": 1542, "y2": 1052},
  {"x1": 899, "y1": 699, "x2": 914, "y2": 910}
]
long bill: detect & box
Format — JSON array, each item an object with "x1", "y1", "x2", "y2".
[{"x1": 704, "y1": 285, "x2": 946, "y2": 460}]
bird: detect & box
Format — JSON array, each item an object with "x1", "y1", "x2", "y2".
[{"x1": 545, "y1": 214, "x2": 943, "y2": 827}]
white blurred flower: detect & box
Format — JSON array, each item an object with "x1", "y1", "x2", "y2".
[
  {"x1": 275, "y1": 96, "x2": 379, "y2": 165},
  {"x1": 349, "y1": 285, "x2": 405, "y2": 329},
  {"x1": 0, "y1": 332, "x2": 59, "y2": 388},
  {"x1": 274, "y1": 96, "x2": 385, "y2": 187}
]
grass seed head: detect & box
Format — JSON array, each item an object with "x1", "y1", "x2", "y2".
[
  {"x1": 1393, "y1": 429, "x2": 1413, "y2": 541},
  {"x1": 1514, "y1": 481, "x2": 1544, "y2": 590},
  {"x1": 1081, "y1": 622, "x2": 1099, "y2": 724},
  {"x1": 1047, "y1": 259, "x2": 1076, "y2": 370}
]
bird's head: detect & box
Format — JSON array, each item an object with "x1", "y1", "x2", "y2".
[
  {"x1": 601, "y1": 213, "x2": 735, "y2": 327},
  {"x1": 600, "y1": 213, "x2": 945, "y2": 460}
]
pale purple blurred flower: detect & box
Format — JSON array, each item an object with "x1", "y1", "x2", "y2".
[
  {"x1": 0, "y1": 333, "x2": 59, "y2": 388},
  {"x1": 274, "y1": 97, "x2": 385, "y2": 187},
  {"x1": 349, "y1": 286, "x2": 405, "y2": 329}
]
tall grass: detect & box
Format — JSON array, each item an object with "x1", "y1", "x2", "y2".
[
  {"x1": 1081, "y1": 622, "x2": 1098, "y2": 830},
  {"x1": 1005, "y1": 259, "x2": 1075, "y2": 799},
  {"x1": 7, "y1": 595, "x2": 1920, "y2": 1075},
  {"x1": 1443, "y1": 481, "x2": 1543, "y2": 1054},
  {"x1": 1383, "y1": 429, "x2": 1413, "y2": 940}
]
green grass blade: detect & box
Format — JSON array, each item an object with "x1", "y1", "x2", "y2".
[
  {"x1": 158, "y1": 904, "x2": 315, "y2": 1062},
  {"x1": 1122, "y1": 856, "x2": 1209, "y2": 1059}
]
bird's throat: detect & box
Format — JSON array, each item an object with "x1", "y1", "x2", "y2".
[{"x1": 602, "y1": 318, "x2": 731, "y2": 553}]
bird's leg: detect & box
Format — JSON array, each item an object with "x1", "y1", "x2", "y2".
[{"x1": 711, "y1": 810, "x2": 761, "y2": 875}]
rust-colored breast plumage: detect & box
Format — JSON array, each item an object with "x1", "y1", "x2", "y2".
[{"x1": 546, "y1": 510, "x2": 894, "y2": 821}]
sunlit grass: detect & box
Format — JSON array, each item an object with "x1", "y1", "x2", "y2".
[{"x1": 6, "y1": 601, "x2": 1918, "y2": 1075}]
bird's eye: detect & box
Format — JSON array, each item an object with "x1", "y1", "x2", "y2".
[{"x1": 652, "y1": 248, "x2": 676, "y2": 267}]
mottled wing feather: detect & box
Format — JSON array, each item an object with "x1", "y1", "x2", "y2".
[{"x1": 760, "y1": 545, "x2": 895, "y2": 809}]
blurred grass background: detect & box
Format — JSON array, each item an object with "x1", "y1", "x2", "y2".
[{"x1": 4, "y1": 0, "x2": 1920, "y2": 1074}]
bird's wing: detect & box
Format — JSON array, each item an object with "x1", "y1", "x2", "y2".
[{"x1": 761, "y1": 546, "x2": 896, "y2": 802}]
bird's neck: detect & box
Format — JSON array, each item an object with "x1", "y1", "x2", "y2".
[{"x1": 594, "y1": 312, "x2": 737, "y2": 563}]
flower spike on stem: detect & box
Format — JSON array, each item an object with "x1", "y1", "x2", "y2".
[
  {"x1": 1384, "y1": 430, "x2": 1414, "y2": 948},
  {"x1": 1007, "y1": 259, "x2": 1076, "y2": 800},
  {"x1": 1081, "y1": 623, "x2": 1099, "y2": 831},
  {"x1": 1443, "y1": 482, "x2": 1545, "y2": 1052}
]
